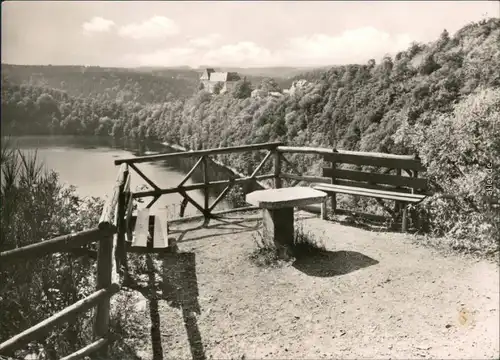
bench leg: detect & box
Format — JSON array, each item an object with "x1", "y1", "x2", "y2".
[
  {"x1": 321, "y1": 198, "x2": 328, "y2": 220},
  {"x1": 330, "y1": 193, "x2": 337, "y2": 214},
  {"x1": 262, "y1": 208, "x2": 294, "y2": 259}
]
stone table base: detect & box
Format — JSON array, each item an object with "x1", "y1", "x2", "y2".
[
  {"x1": 246, "y1": 187, "x2": 328, "y2": 260},
  {"x1": 262, "y1": 207, "x2": 294, "y2": 258}
]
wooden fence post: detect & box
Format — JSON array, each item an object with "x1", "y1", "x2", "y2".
[
  {"x1": 94, "y1": 228, "x2": 113, "y2": 356},
  {"x1": 116, "y1": 167, "x2": 128, "y2": 270},
  {"x1": 274, "y1": 148, "x2": 282, "y2": 189},
  {"x1": 202, "y1": 156, "x2": 209, "y2": 218},
  {"x1": 330, "y1": 149, "x2": 338, "y2": 215}
]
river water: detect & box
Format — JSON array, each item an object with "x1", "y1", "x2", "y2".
[{"x1": 9, "y1": 136, "x2": 232, "y2": 217}]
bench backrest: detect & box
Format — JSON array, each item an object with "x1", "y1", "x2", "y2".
[{"x1": 322, "y1": 151, "x2": 428, "y2": 194}]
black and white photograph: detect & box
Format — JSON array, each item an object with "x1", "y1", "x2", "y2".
[{"x1": 1, "y1": 1, "x2": 499, "y2": 359}]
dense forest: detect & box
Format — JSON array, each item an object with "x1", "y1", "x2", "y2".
[
  {"x1": 2, "y1": 18, "x2": 499, "y2": 252},
  {"x1": 0, "y1": 64, "x2": 292, "y2": 105}
]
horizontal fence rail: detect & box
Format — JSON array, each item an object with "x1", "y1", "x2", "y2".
[
  {"x1": 114, "y1": 141, "x2": 283, "y2": 165},
  {"x1": 0, "y1": 228, "x2": 110, "y2": 263},
  {"x1": 0, "y1": 284, "x2": 120, "y2": 353}
]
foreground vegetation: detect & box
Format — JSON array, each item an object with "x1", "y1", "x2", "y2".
[
  {"x1": 1, "y1": 18, "x2": 499, "y2": 255},
  {"x1": 0, "y1": 142, "x2": 143, "y2": 359}
]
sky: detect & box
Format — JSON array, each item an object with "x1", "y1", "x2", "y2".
[{"x1": 2, "y1": 1, "x2": 499, "y2": 68}]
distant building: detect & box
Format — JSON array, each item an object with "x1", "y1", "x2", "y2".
[
  {"x1": 287, "y1": 79, "x2": 309, "y2": 95},
  {"x1": 251, "y1": 89, "x2": 267, "y2": 98},
  {"x1": 269, "y1": 91, "x2": 283, "y2": 98},
  {"x1": 200, "y1": 68, "x2": 241, "y2": 94}
]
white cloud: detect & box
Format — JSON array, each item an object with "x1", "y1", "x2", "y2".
[
  {"x1": 282, "y1": 27, "x2": 413, "y2": 65},
  {"x1": 126, "y1": 27, "x2": 415, "y2": 67},
  {"x1": 82, "y1": 17, "x2": 115, "y2": 34},
  {"x1": 189, "y1": 33, "x2": 222, "y2": 48},
  {"x1": 200, "y1": 41, "x2": 276, "y2": 67},
  {"x1": 125, "y1": 47, "x2": 196, "y2": 67},
  {"x1": 118, "y1": 16, "x2": 180, "y2": 40}
]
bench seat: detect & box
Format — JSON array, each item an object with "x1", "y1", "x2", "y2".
[
  {"x1": 313, "y1": 183, "x2": 426, "y2": 203},
  {"x1": 125, "y1": 207, "x2": 175, "y2": 254}
]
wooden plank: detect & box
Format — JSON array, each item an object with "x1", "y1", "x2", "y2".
[
  {"x1": 332, "y1": 179, "x2": 417, "y2": 194},
  {"x1": 318, "y1": 183, "x2": 425, "y2": 199},
  {"x1": 277, "y1": 146, "x2": 417, "y2": 160},
  {"x1": 133, "y1": 208, "x2": 150, "y2": 247},
  {"x1": 314, "y1": 183, "x2": 426, "y2": 200},
  {"x1": 280, "y1": 173, "x2": 331, "y2": 184},
  {"x1": 60, "y1": 338, "x2": 109, "y2": 360},
  {"x1": 323, "y1": 153, "x2": 425, "y2": 171},
  {"x1": 0, "y1": 284, "x2": 119, "y2": 353},
  {"x1": 323, "y1": 167, "x2": 428, "y2": 190},
  {"x1": 115, "y1": 141, "x2": 283, "y2": 165},
  {"x1": 0, "y1": 228, "x2": 107, "y2": 263},
  {"x1": 313, "y1": 184, "x2": 425, "y2": 203},
  {"x1": 153, "y1": 209, "x2": 168, "y2": 249}
]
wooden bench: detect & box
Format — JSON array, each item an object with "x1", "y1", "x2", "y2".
[
  {"x1": 123, "y1": 190, "x2": 175, "y2": 254},
  {"x1": 314, "y1": 151, "x2": 429, "y2": 232},
  {"x1": 245, "y1": 187, "x2": 327, "y2": 258}
]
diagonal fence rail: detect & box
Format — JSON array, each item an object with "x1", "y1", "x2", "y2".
[{"x1": 114, "y1": 141, "x2": 284, "y2": 220}]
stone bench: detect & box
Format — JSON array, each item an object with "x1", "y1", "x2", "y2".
[{"x1": 245, "y1": 187, "x2": 327, "y2": 257}]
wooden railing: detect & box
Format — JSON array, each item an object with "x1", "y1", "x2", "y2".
[
  {"x1": 0, "y1": 165, "x2": 127, "y2": 359},
  {"x1": 112, "y1": 142, "x2": 422, "y2": 221},
  {"x1": 0, "y1": 142, "x2": 426, "y2": 358},
  {"x1": 114, "y1": 142, "x2": 283, "y2": 219}
]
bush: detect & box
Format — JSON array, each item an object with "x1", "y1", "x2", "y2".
[
  {"x1": 393, "y1": 87, "x2": 500, "y2": 255},
  {"x1": 225, "y1": 184, "x2": 247, "y2": 208},
  {"x1": 0, "y1": 140, "x2": 106, "y2": 359},
  {"x1": 249, "y1": 223, "x2": 326, "y2": 268}
]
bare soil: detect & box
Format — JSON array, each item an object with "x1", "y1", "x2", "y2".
[{"x1": 115, "y1": 210, "x2": 499, "y2": 360}]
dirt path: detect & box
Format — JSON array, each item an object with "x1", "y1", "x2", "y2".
[{"x1": 122, "y1": 211, "x2": 499, "y2": 359}]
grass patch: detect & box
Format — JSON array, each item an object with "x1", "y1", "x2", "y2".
[{"x1": 249, "y1": 222, "x2": 327, "y2": 268}]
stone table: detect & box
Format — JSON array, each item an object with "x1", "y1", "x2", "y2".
[{"x1": 245, "y1": 187, "x2": 327, "y2": 258}]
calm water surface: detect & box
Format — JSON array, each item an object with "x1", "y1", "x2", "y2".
[{"x1": 11, "y1": 136, "x2": 230, "y2": 217}]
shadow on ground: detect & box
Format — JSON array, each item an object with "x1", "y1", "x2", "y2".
[
  {"x1": 171, "y1": 215, "x2": 261, "y2": 244},
  {"x1": 293, "y1": 250, "x2": 379, "y2": 277},
  {"x1": 123, "y1": 251, "x2": 206, "y2": 360},
  {"x1": 161, "y1": 252, "x2": 206, "y2": 360}
]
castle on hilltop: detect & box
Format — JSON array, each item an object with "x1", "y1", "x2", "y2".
[{"x1": 200, "y1": 68, "x2": 241, "y2": 94}]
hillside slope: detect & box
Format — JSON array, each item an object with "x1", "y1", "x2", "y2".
[{"x1": 1, "y1": 64, "x2": 200, "y2": 103}]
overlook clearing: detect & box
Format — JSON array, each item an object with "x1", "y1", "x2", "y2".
[{"x1": 1, "y1": 142, "x2": 498, "y2": 359}]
